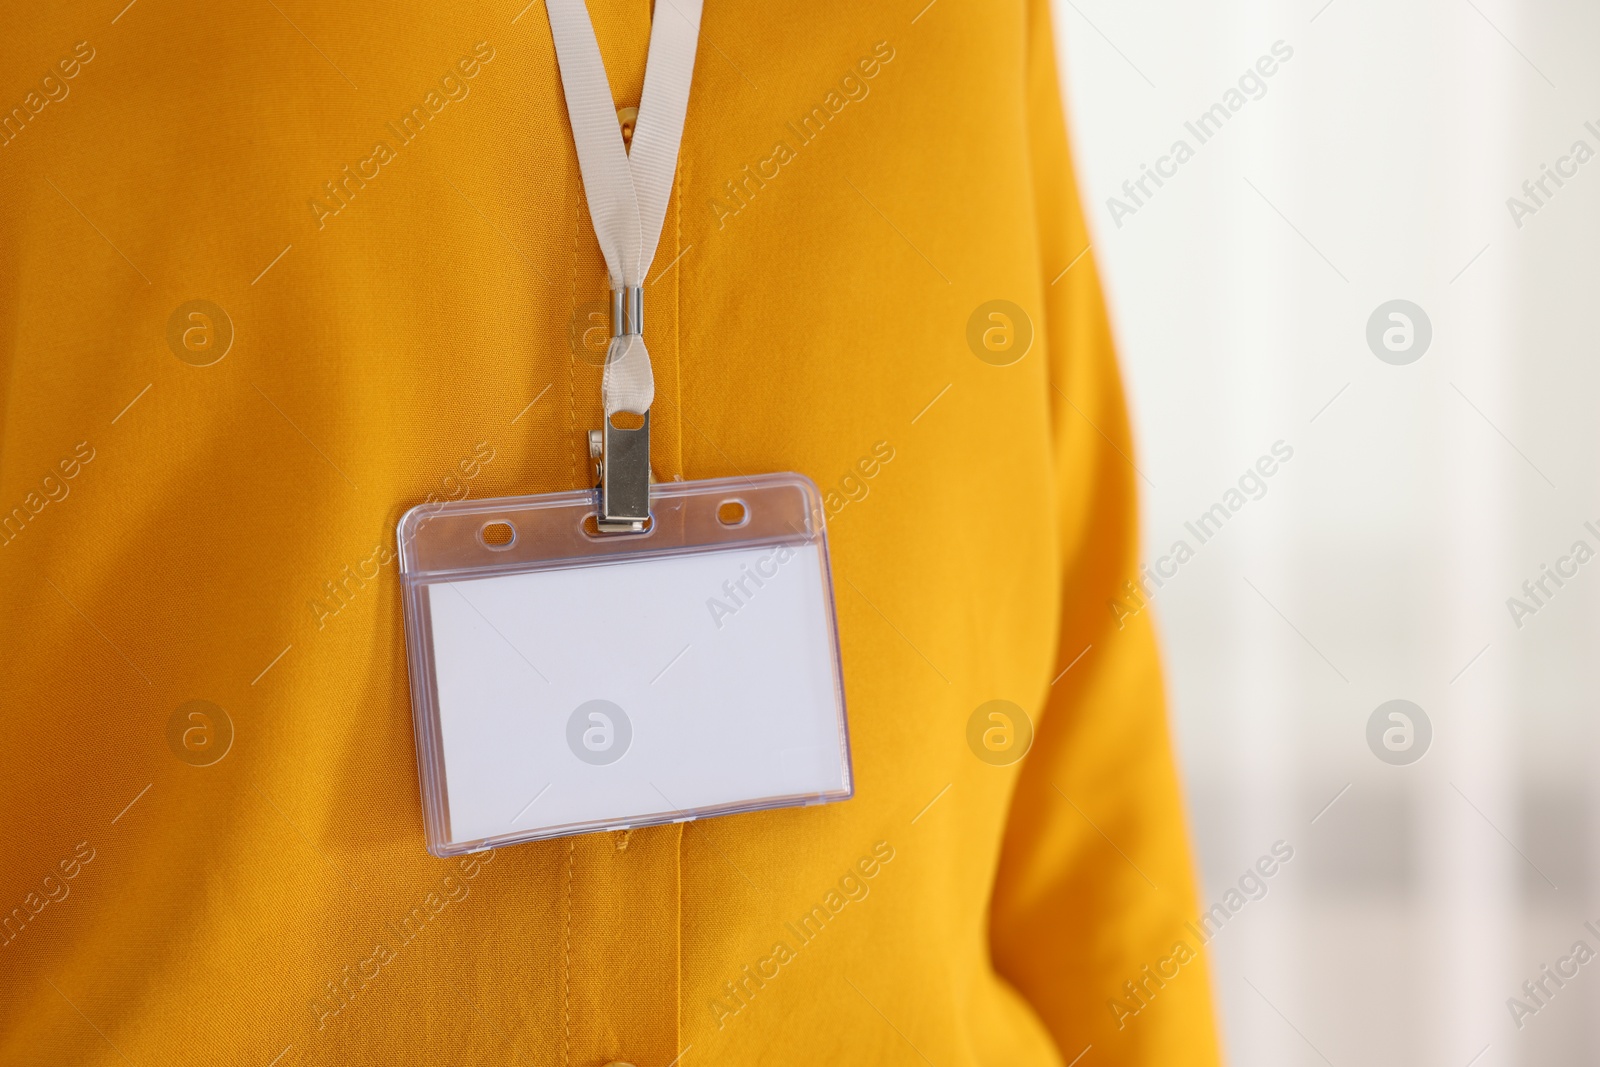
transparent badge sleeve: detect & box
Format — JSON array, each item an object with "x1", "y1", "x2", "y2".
[{"x1": 396, "y1": 472, "x2": 853, "y2": 856}]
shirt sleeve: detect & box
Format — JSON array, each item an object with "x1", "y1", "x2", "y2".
[{"x1": 986, "y1": 2, "x2": 1223, "y2": 1063}]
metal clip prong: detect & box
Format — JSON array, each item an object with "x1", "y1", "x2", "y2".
[
  {"x1": 591, "y1": 411, "x2": 650, "y2": 533},
  {"x1": 592, "y1": 284, "x2": 649, "y2": 532}
]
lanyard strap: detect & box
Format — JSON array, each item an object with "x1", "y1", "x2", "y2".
[{"x1": 545, "y1": 0, "x2": 702, "y2": 419}]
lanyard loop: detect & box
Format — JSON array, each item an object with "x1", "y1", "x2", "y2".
[{"x1": 545, "y1": 0, "x2": 702, "y2": 418}]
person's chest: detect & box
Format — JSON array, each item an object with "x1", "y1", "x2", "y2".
[{"x1": 0, "y1": 3, "x2": 1069, "y2": 1063}]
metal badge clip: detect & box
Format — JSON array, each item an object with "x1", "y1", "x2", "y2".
[
  {"x1": 592, "y1": 286, "x2": 652, "y2": 531},
  {"x1": 589, "y1": 284, "x2": 650, "y2": 533},
  {"x1": 589, "y1": 412, "x2": 650, "y2": 533}
]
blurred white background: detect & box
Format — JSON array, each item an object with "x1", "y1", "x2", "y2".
[{"x1": 1052, "y1": 0, "x2": 1600, "y2": 1063}]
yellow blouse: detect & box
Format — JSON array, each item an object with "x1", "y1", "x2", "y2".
[{"x1": 0, "y1": 1, "x2": 1219, "y2": 1064}]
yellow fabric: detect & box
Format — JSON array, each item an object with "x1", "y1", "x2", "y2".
[{"x1": 0, "y1": 1, "x2": 1219, "y2": 1064}]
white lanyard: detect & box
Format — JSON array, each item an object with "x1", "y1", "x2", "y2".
[{"x1": 544, "y1": 0, "x2": 702, "y2": 420}]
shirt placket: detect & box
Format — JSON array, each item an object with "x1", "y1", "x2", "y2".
[
  {"x1": 559, "y1": 4, "x2": 683, "y2": 1066},
  {"x1": 564, "y1": 826, "x2": 682, "y2": 1066}
]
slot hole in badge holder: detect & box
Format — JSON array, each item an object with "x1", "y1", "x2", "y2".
[
  {"x1": 581, "y1": 512, "x2": 654, "y2": 540},
  {"x1": 480, "y1": 521, "x2": 516, "y2": 549},
  {"x1": 716, "y1": 499, "x2": 749, "y2": 527}
]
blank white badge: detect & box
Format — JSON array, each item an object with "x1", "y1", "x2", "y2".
[{"x1": 397, "y1": 474, "x2": 853, "y2": 855}]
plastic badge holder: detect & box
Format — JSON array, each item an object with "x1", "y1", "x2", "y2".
[{"x1": 397, "y1": 473, "x2": 853, "y2": 856}]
